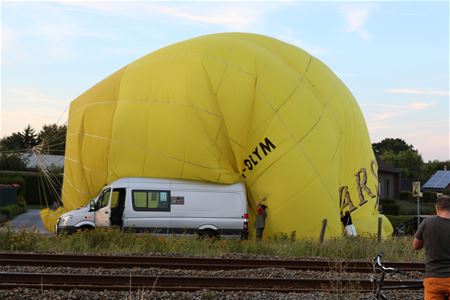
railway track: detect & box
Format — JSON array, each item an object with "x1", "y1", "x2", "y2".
[
  {"x1": 0, "y1": 272, "x2": 423, "y2": 293},
  {"x1": 0, "y1": 252, "x2": 425, "y2": 273}
]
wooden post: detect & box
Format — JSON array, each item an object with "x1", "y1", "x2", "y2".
[
  {"x1": 319, "y1": 218, "x2": 327, "y2": 244},
  {"x1": 377, "y1": 216, "x2": 382, "y2": 243}
]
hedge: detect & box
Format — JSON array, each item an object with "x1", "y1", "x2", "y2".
[
  {"x1": 399, "y1": 191, "x2": 412, "y2": 201},
  {"x1": 0, "y1": 174, "x2": 62, "y2": 206},
  {"x1": 380, "y1": 199, "x2": 400, "y2": 215},
  {"x1": 0, "y1": 195, "x2": 27, "y2": 218}
]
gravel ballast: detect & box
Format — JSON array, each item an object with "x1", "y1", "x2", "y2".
[{"x1": 0, "y1": 265, "x2": 423, "y2": 299}]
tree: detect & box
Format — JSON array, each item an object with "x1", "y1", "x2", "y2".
[
  {"x1": 37, "y1": 124, "x2": 67, "y2": 155},
  {"x1": 372, "y1": 138, "x2": 414, "y2": 155},
  {"x1": 0, "y1": 153, "x2": 27, "y2": 170},
  {"x1": 0, "y1": 132, "x2": 26, "y2": 151},
  {"x1": 381, "y1": 149, "x2": 423, "y2": 179},
  {"x1": 0, "y1": 124, "x2": 66, "y2": 155},
  {"x1": 19, "y1": 125, "x2": 38, "y2": 150},
  {"x1": 372, "y1": 138, "x2": 424, "y2": 179}
]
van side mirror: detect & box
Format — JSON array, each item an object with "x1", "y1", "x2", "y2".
[{"x1": 89, "y1": 200, "x2": 96, "y2": 211}]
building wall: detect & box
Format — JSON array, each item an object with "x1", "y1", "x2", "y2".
[{"x1": 379, "y1": 173, "x2": 397, "y2": 200}]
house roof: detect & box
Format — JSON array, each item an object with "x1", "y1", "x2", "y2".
[
  {"x1": 22, "y1": 153, "x2": 64, "y2": 170},
  {"x1": 423, "y1": 170, "x2": 450, "y2": 190},
  {"x1": 376, "y1": 156, "x2": 399, "y2": 174}
]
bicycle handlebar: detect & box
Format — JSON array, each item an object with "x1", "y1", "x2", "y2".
[{"x1": 373, "y1": 251, "x2": 405, "y2": 275}]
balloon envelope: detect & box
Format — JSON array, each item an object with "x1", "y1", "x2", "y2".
[{"x1": 42, "y1": 33, "x2": 393, "y2": 238}]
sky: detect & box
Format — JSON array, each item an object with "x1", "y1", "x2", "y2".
[{"x1": 1, "y1": 1, "x2": 449, "y2": 161}]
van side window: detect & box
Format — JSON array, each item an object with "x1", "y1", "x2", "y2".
[
  {"x1": 132, "y1": 190, "x2": 170, "y2": 212},
  {"x1": 97, "y1": 188, "x2": 111, "y2": 209}
]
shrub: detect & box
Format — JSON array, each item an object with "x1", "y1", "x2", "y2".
[
  {"x1": 0, "y1": 173, "x2": 62, "y2": 205},
  {"x1": 0, "y1": 197, "x2": 26, "y2": 218},
  {"x1": 399, "y1": 191, "x2": 412, "y2": 201},
  {"x1": 0, "y1": 229, "x2": 41, "y2": 251},
  {"x1": 422, "y1": 191, "x2": 437, "y2": 203},
  {"x1": 380, "y1": 200, "x2": 399, "y2": 215},
  {"x1": 442, "y1": 188, "x2": 450, "y2": 196}
]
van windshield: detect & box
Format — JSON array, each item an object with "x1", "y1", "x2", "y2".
[{"x1": 97, "y1": 188, "x2": 111, "y2": 209}]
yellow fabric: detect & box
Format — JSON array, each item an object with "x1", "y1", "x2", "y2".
[
  {"x1": 41, "y1": 33, "x2": 393, "y2": 238},
  {"x1": 111, "y1": 190, "x2": 119, "y2": 208}
]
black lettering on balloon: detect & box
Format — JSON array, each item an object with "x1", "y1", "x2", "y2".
[
  {"x1": 252, "y1": 147, "x2": 262, "y2": 160},
  {"x1": 244, "y1": 159, "x2": 253, "y2": 171},
  {"x1": 355, "y1": 168, "x2": 376, "y2": 206},
  {"x1": 260, "y1": 137, "x2": 276, "y2": 156},
  {"x1": 339, "y1": 186, "x2": 357, "y2": 212},
  {"x1": 241, "y1": 137, "x2": 277, "y2": 178}
]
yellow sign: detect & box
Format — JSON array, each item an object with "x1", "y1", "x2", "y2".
[{"x1": 412, "y1": 181, "x2": 421, "y2": 197}]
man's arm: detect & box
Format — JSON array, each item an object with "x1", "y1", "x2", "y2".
[{"x1": 412, "y1": 238, "x2": 423, "y2": 250}]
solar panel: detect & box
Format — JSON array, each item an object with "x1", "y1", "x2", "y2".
[{"x1": 423, "y1": 170, "x2": 450, "y2": 189}]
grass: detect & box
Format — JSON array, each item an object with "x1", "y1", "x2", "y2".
[{"x1": 0, "y1": 228, "x2": 425, "y2": 262}]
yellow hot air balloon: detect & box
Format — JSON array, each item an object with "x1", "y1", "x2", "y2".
[{"x1": 41, "y1": 33, "x2": 393, "y2": 238}]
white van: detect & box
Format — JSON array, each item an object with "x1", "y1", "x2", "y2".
[{"x1": 56, "y1": 177, "x2": 249, "y2": 239}]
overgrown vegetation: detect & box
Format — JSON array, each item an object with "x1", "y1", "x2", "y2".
[{"x1": 0, "y1": 228, "x2": 424, "y2": 262}]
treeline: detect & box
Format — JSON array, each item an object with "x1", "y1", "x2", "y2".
[
  {"x1": 0, "y1": 124, "x2": 66, "y2": 170},
  {"x1": 372, "y1": 138, "x2": 449, "y2": 181}
]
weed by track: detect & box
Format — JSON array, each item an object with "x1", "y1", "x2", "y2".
[{"x1": 0, "y1": 228, "x2": 424, "y2": 262}]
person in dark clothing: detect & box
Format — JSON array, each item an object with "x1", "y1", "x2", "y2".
[
  {"x1": 255, "y1": 203, "x2": 267, "y2": 240},
  {"x1": 341, "y1": 211, "x2": 357, "y2": 237},
  {"x1": 413, "y1": 195, "x2": 450, "y2": 299}
]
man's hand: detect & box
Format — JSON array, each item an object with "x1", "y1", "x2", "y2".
[{"x1": 412, "y1": 238, "x2": 423, "y2": 250}]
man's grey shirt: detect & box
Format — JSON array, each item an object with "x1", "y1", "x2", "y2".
[{"x1": 415, "y1": 216, "x2": 450, "y2": 278}]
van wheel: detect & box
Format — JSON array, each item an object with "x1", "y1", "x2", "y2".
[
  {"x1": 76, "y1": 226, "x2": 94, "y2": 233},
  {"x1": 197, "y1": 229, "x2": 218, "y2": 239}
]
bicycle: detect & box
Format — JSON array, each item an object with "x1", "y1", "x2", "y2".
[{"x1": 364, "y1": 251, "x2": 423, "y2": 300}]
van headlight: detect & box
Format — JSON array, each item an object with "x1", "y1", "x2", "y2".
[{"x1": 60, "y1": 215, "x2": 73, "y2": 225}]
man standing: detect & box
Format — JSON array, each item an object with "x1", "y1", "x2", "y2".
[
  {"x1": 413, "y1": 195, "x2": 450, "y2": 299},
  {"x1": 341, "y1": 210, "x2": 357, "y2": 237},
  {"x1": 256, "y1": 203, "x2": 267, "y2": 240}
]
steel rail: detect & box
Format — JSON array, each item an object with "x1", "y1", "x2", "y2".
[
  {"x1": 0, "y1": 272, "x2": 424, "y2": 293},
  {"x1": 0, "y1": 252, "x2": 425, "y2": 273}
]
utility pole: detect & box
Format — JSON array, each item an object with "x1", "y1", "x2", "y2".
[{"x1": 412, "y1": 181, "x2": 421, "y2": 229}]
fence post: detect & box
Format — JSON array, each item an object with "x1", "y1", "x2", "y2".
[
  {"x1": 319, "y1": 218, "x2": 327, "y2": 244},
  {"x1": 377, "y1": 216, "x2": 382, "y2": 243}
]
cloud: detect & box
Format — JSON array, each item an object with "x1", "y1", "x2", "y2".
[
  {"x1": 339, "y1": 3, "x2": 376, "y2": 40},
  {"x1": 361, "y1": 102, "x2": 433, "y2": 121},
  {"x1": 57, "y1": 2, "x2": 278, "y2": 30},
  {"x1": 2, "y1": 2, "x2": 116, "y2": 63},
  {"x1": 386, "y1": 88, "x2": 450, "y2": 97}
]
